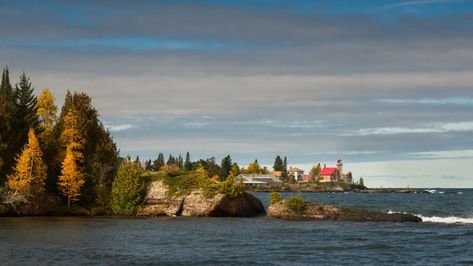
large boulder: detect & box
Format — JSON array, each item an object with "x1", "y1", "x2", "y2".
[
  {"x1": 268, "y1": 200, "x2": 422, "y2": 222},
  {"x1": 138, "y1": 180, "x2": 265, "y2": 217},
  {"x1": 138, "y1": 181, "x2": 185, "y2": 216}
]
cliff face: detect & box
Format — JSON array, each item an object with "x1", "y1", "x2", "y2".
[
  {"x1": 268, "y1": 201, "x2": 422, "y2": 222},
  {"x1": 138, "y1": 180, "x2": 265, "y2": 217}
]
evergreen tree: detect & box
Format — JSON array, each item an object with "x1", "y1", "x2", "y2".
[
  {"x1": 282, "y1": 156, "x2": 288, "y2": 181},
  {"x1": 220, "y1": 155, "x2": 232, "y2": 180},
  {"x1": 58, "y1": 145, "x2": 85, "y2": 209},
  {"x1": 0, "y1": 67, "x2": 19, "y2": 180},
  {"x1": 134, "y1": 156, "x2": 142, "y2": 170},
  {"x1": 7, "y1": 129, "x2": 47, "y2": 195},
  {"x1": 0, "y1": 67, "x2": 15, "y2": 111},
  {"x1": 178, "y1": 155, "x2": 183, "y2": 168},
  {"x1": 144, "y1": 159, "x2": 152, "y2": 171},
  {"x1": 111, "y1": 157, "x2": 143, "y2": 215},
  {"x1": 55, "y1": 91, "x2": 118, "y2": 204},
  {"x1": 167, "y1": 154, "x2": 175, "y2": 165},
  {"x1": 0, "y1": 98, "x2": 12, "y2": 183},
  {"x1": 153, "y1": 153, "x2": 165, "y2": 170},
  {"x1": 359, "y1": 177, "x2": 364, "y2": 187},
  {"x1": 14, "y1": 72, "x2": 38, "y2": 132},
  {"x1": 184, "y1": 152, "x2": 192, "y2": 171},
  {"x1": 273, "y1": 155, "x2": 284, "y2": 171}
]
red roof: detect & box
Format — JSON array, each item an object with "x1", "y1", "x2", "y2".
[{"x1": 320, "y1": 168, "x2": 336, "y2": 175}]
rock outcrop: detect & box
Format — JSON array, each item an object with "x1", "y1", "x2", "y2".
[
  {"x1": 268, "y1": 200, "x2": 422, "y2": 222},
  {"x1": 138, "y1": 180, "x2": 265, "y2": 217}
]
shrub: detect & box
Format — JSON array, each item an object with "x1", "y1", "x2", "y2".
[
  {"x1": 111, "y1": 159, "x2": 144, "y2": 215},
  {"x1": 284, "y1": 196, "x2": 307, "y2": 213},
  {"x1": 269, "y1": 192, "x2": 281, "y2": 204},
  {"x1": 217, "y1": 174, "x2": 244, "y2": 197}
]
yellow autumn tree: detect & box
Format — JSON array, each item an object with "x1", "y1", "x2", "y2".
[
  {"x1": 61, "y1": 107, "x2": 86, "y2": 161},
  {"x1": 36, "y1": 88, "x2": 57, "y2": 139},
  {"x1": 58, "y1": 145, "x2": 85, "y2": 208},
  {"x1": 7, "y1": 128, "x2": 47, "y2": 195}
]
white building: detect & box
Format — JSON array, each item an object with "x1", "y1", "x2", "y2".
[{"x1": 235, "y1": 174, "x2": 283, "y2": 187}]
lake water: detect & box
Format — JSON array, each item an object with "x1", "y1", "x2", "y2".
[{"x1": 1, "y1": 190, "x2": 473, "y2": 265}]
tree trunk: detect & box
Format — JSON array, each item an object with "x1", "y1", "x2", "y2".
[{"x1": 68, "y1": 197, "x2": 70, "y2": 209}]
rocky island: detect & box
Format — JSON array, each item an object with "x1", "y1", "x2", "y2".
[
  {"x1": 138, "y1": 180, "x2": 265, "y2": 217},
  {"x1": 267, "y1": 194, "x2": 422, "y2": 222}
]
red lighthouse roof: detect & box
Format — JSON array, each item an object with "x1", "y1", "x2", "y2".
[{"x1": 320, "y1": 167, "x2": 336, "y2": 175}]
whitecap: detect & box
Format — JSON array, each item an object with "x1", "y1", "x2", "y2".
[{"x1": 418, "y1": 215, "x2": 473, "y2": 224}]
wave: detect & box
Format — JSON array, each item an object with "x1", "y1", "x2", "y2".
[
  {"x1": 387, "y1": 210, "x2": 473, "y2": 224},
  {"x1": 417, "y1": 215, "x2": 473, "y2": 224}
]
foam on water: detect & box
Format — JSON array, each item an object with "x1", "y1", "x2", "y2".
[
  {"x1": 388, "y1": 210, "x2": 473, "y2": 224},
  {"x1": 417, "y1": 215, "x2": 473, "y2": 224}
]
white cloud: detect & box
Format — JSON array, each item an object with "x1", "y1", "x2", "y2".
[
  {"x1": 105, "y1": 124, "x2": 137, "y2": 132},
  {"x1": 385, "y1": 0, "x2": 460, "y2": 8},
  {"x1": 376, "y1": 97, "x2": 473, "y2": 106},
  {"x1": 408, "y1": 150, "x2": 473, "y2": 159},
  {"x1": 345, "y1": 121, "x2": 473, "y2": 136}
]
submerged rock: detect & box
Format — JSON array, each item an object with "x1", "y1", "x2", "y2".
[
  {"x1": 268, "y1": 200, "x2": 422, "y2": 222},
  {"x1": 138, "y1": 180, "x2": 265, "y2": 217}
]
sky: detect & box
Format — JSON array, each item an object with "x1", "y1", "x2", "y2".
[{"x1": 1, "y1": 0, "x2": 473, "y2": 187}]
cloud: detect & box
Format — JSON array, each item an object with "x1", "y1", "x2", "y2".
[
  {"x1": 440, "y1": 175, "x2": 469, "y2": 180},
  {"x1": 385, "y1": 0, "x2": 461, "y2": 8},
  {"x1": 345, "y1": 122, "x2": 473, "y2": 136},
  {"x1": 104, "y1": 124, "x2": 137, "y2": 132},
  {"x1": 408, "y1": 150, "x2": 473, "y2": 159},
  {"x1": 376, "y1": 97, "x2": 473, "y2": 106}
]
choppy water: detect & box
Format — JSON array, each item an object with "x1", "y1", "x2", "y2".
[{"x1": 1, "y1": 190, "x2": 473, "y2": 265}]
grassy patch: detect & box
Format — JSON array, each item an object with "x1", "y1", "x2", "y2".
[{"x1": 284, "y1": 196, "x2": 307, "y2": 213}]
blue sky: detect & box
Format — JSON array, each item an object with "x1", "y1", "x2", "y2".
[{"x1": 1, "y1": 0, "x2": 473, "y2": 187}]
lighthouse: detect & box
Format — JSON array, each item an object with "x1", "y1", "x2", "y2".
[{"x1": 336, "y1": 159, "x2": 343, "y2": 181}]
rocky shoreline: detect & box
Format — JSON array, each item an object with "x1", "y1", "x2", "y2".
[
  {"x1": 268, "y1": 199, "x2": 422, "y2": 222},
  {"x1": 137, "y1": 180, "x2": 265, "y2": 217}
]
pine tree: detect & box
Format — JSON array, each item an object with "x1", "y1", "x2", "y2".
[
  {"x1": 167, "y1": 154, "x2": 175, "y2": 166},
  {"x1": 7, "y1": 129, "x2": 47, "y2": 195},
  {"x1": 0, "y1": 67, "x2": 15, "y2": 111},
  {"x1": 282, "y1": 156, "x2": 288, "y2": 181},
  {"x1": 178, "y1": 155, "x2": 183, "y2": 168},
  {"x1": 36, "y1": 88, "x2": 57, "y2": 140},
  {"x1": 184, "y1": 152, "x2": 192, "y2": 171},
  {"x1": 273, "y1": 155, "x2": 284, "y2": 171},
  {"x1": 14, "y1": 72, "x2": 38, "y2": 131},
  {"x1": 0, "y1": 67, "x2": 18, "y2": 180},
  {"x1": 58, "y1": 145, "x2": 85, "y2": 208},
  {"x1": 220, "y1": 155, "x2": 232, "y2": 180},
  {"x1": 153, "y1": 153, "x2": 165, "y2": 170},
  {"x1": 111, "y1": 157, "x2": 143, "y2": 214}
]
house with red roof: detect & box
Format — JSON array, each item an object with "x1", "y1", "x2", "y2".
[{"x1": 319, "y1": 167, "x2": 339, "y2": 183}]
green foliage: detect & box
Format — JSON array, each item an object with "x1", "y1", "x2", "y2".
[
  {"x1": 269, "y1": 192, "x2": 281, "y2": 204},
  {"x1": 282, "y1": 156, "x2": 288, "y2": 181},
  {"x1": 247, "y1": 159, "x2": 261, "y2": 174},
  {"x1": 284, "y1": 196, "x2": 307, "y2": 213},
  {"x1": 184, "y1": 152, "x2": 192, "y2": 171},
  {"x1": 153, "y1": 153, "x2": 165, "y2": 170},
  {"x1": 111, "y1": 159, "x2": 144, "y2": 215},
  {"x1": 309, "y1": 163, "x2": 321, "y2": 180},
  {"x1": 273, "y1": 155, "x2": 284, "y2": 171},
  {"x1": 217, "y1": 173, "x2": 244, "y2": 197},
  {"x1": 220, "y1": 155, "x2": 232, "y2": 181}
]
